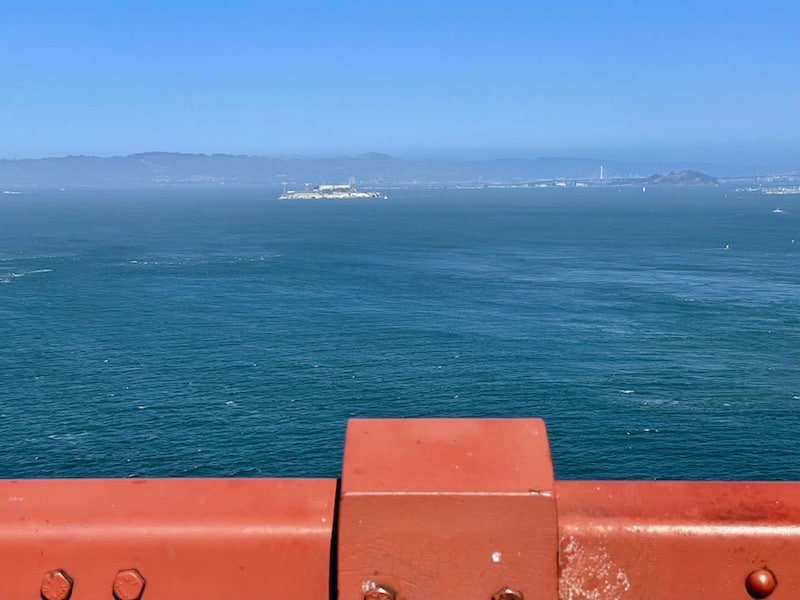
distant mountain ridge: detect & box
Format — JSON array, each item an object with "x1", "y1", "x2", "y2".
[{"x1": 0, "y1": 152, "x2": 760, "y2": 189}]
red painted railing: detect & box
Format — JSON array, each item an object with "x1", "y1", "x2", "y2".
[{"x1": 2, "y1": 419, "x2": 797, "y2": 600}]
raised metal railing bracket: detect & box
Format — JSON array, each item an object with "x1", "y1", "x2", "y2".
[{"x1": 338, "y1": 418, "x2": 559, "y2": 600}]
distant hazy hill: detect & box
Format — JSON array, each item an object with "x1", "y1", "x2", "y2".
[
  {"x1": 0, "y1": 152, "x2": 735, "y2": 189},
  {"x1": 645, "y1": 170, "x2": 719, "y2": 186}
]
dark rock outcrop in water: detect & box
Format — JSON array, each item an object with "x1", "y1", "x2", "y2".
[{"x1": 645, "y1": 170, "x2": 719, "y2": 186}]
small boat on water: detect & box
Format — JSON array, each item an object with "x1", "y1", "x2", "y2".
[{"x1": 279, "y1": 184, "x2": 387, "y2": 200}]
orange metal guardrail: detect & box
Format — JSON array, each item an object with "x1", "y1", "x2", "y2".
[{"x1": 1, "y1": 418, "x2": 797, "y2": 600}]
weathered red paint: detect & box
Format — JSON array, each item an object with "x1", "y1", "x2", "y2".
[
  {"x1": 338, "y1": 418, "x2": 559, "y2": 600},
  {"x1": 555, "y1": 481, "x2": 800, "y2": 600},
  {"x1": 1, "y1": 419, "x2": 798, "y2": 600},
  {"x1": 0, "y1": 478, "x2": 335, "y2": 600}
]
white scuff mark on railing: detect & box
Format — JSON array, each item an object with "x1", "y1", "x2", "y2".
[{"x1": 559, "y1": 536, "x2": 630, "y2": 600}]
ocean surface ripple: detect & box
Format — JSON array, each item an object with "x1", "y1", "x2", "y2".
[{"x1": 1, "y1": 187, "x2": 798, "y2": 480}]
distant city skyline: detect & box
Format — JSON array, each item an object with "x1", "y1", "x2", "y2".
[{"x1": 1, "y1": 1, "x2": 798, "y2": 169}]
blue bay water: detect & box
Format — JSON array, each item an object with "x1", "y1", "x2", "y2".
[{"x1": 1, "y1": 187, "x2": 798, "y2": 480}]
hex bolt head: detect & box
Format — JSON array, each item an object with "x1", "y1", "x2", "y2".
[
  {"x1": 492, "y1": 587, "x2": 524, "y2": 600},
  {"x1": 745, "y1": 568, "x2": 777, "y2": 599},
  {"x1": 363, "y1": 585, "x2": 396, "y2": 600},
  {"x1": 112, "y1": 568, "x2": 146, "y2": 600},
  {"x1": 40, "y1": 569, "x2": 73, "y2": 600}
]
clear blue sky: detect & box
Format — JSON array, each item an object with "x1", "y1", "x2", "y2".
[{"x1": 1, "y1": 1, "x2": 798, "y2": 166}]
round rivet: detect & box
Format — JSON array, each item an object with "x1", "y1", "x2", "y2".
[
  {"x1": 492, "y1": 587, "x2": 524, "y2": 600},
  {"x1": 745, "y1": 568, "x2": 777, "y2": 599},
  {"x1": 364, "y1": 585, "x2": 395, "y2": 600}
]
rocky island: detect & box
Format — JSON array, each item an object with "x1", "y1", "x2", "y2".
[{"x1": 644, "y1": 170, "x2": 719, "y2": 186}]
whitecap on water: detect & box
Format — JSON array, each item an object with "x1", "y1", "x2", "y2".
[
  {"x1": 4, "y1": 268, "x2": 53, "y2": 280},
  {"x1": 46, "y1": 432, "x2": 88, "y2": 443}
]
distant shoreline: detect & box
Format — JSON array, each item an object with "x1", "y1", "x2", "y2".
[{"x1": 1, "y1": 152, "x2": 797, "y2": 190}]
